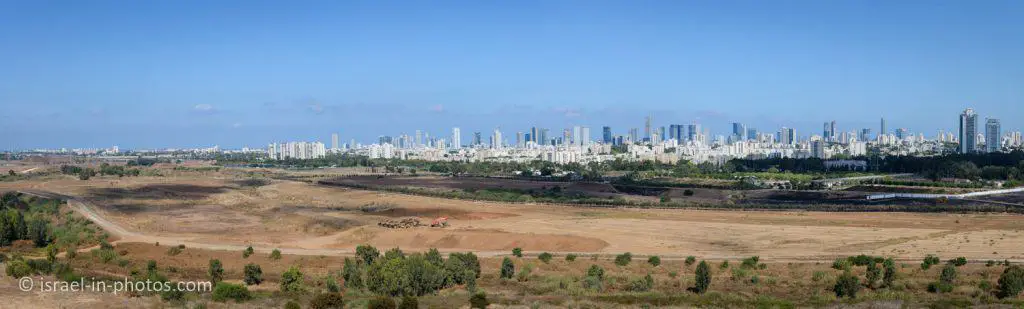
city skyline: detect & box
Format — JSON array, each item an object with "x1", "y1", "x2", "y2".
[{"x1": 2, "y1": 1, "x2": 1023, "y2": 149}]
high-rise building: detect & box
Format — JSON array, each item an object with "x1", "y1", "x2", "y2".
[
  {"x1": 880, "y1": 118, "x2": 887, "y2": 137},
  {"x1": 687, "y1": 124, "x2": 701, "y2": 142},
  {"x1": 658, "y1": 126, "x2": 666, "y2": 142},
  {"x1": 822, "y1": 121, "x2": 836, "y2": 141},
  {"x1": 516, "y1": 132, "x2": 524, "y2": 147},
  {"x1": 539, "y1": 128, "x2": 549, "y2": 146},
  {"x1": 414, "y1": 130, "x2": 422, "y2": 147},
  {"x1": 859, "y1": 128, "x2": 871, "y2": 142},
  {"x1": 452, "y1": 127, "x2": 461, "y2": 149},
  {"x1": 732, "y1": 123, "x2": 746, "y2": 141},
  {"x1": 473, "y1": 132, "x2": 482, "y2": 146},
  {"x1": 602, "y1": 126, "x2": 612, "y2": 144},
  {"x1": 986, "y1": 118, "x2": 1001, "y2": 153},
  {"x1": 668, "y1": 124, "x2": 684, "y2": 141},
  {"x1": 581, "y1": 127, "x2": 591, "y2": 146},
  {"x1": 746, "y1": 128, "x2": 757, "y2": 141},
  {"x1": 628, "y1": 128, "x2": 639, "y2": 143},
  {"x1": 959, "y1": 108, "x2": 978, "y2": 153},
  {"x1": 530, "y1": 127, "x2": 539, "y2": 143},
  {"x1": 811, "y1": 140, "x2": 826, "y2": 158},
  {"x1": 644, "y1": 115, "x2": 652, "y2": 141},
  {"x1": 572, "y1": 126, "x2": 581, "y2": 146},
  {"x1": 491, "y1": 128, "x2": 502, "y2": 149},
  {"x1": 331, "y1": 133, "x2": 339, "y2": 150},
  {"x1": 896, "y1": 128, "x2": 908, "y2": 140},
  {"x1": 779, "y1": 127, "x2": 796, "y2": 145}
]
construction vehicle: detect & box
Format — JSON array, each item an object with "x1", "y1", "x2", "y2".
[{"x1": 430, "y1": 217, "x2": 449, "y2": 228}]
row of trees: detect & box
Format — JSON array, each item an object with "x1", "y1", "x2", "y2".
[
  {"x1": 731, "y1": 151, "x2": 1024, "y2": 181},
  {"x1": 0, "y1": 192, "x2": 53, "y2": 247},
  {"x1": 345, "y1": 245, "x2": 481, "y2": 297}
]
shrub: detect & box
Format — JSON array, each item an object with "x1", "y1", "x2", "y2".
[
  {"x1": 832, "y1": 258, "x2": 851, "y2": 271},
  {"x1": 366, "y1": 253, "x2": 446, "y2": 297},
  {"x1": 368, "y1": 296, "x2": 397, "y2": 309},
  {"x1": 538, "y1": 252, "x2": 552, "y2": 264},
  {"x1": 383, "y1": 247, "x2": 405, "y2": 260},
  {"x1": 5, "y1": 259, "x2": 33, "y2": 278},
  {"x1": 740, "y1": 256, "x2": 760, "y2": 269},
  {"x1": 949, "y1": 256, "x2": 967, "y2": 267},
  {"x1": 565, "y1": 254, "x2": 577, "y2": 262},
  {"x1": 444, "y1": 252, "x2": 481, "y2": 285},
  {"x1": 469, "y1": 292, "x2": 489, "y2": 309},
  {"x1": 865, "y1": 260, "x2": 881, "y2": 288},
  {"x1": 342, "y1": 257, "x2": 363, "y2": 289},
  {"x1": 647, "y1": 256, "x2": 661, "y2": 267},
  {"x1": 425, "y1": 248, "x2": 443, "y2": 266},
  {"x1": 516, "y1": 264, "x2": 533, "y2": 282},
  {"x1": 614, "y1": 252, "x2": 632, "y2": 266},
  {"x1": 882, "y1": 258, "x2": 897, "y2": 288},
  {"x1": 921, "y1": 254, "x2": 940, "y2": 270},
  {"x1": 587, "y1": 264, "x2": 605, "y2": 280},
  {"x1": 986, "y1": 260, "x2": 996, "y2": 267},
  {"x1": 396, "y1": 295, "x2": 417, "y2": 309},
  {"x1": 281, "y1": 265, "x2": 304, "y2": 292},
  {"x1": 208, "y1": 259, "x2": 224, "y2": 284},
  {"x1": 211, "y1": 282, "x2": 251, "y2": 302},
  {"x1": 160, "y1": 285, "x2": 184, "y2": 302},
  {"x1": 685, "y1": 256, "x2": 696, "y2": 266},
  {"x1": 996, "y1": 265, "x2": 1024, "y2": 299},
  {"x1": 243, "y1": 263, "x2": 263, "y2": 285},
  {"x1": 928, "y1": 281, "x2": 953, "y2": 293},
  {"x1": 833, "y1": 271, "x2": 861, "y2": 298},
  {"x1": 357, "y1": 244, "x2": 380, "y2": 265},
  {"x1": 694, "y1": 261, "x2": 711, "y2": 294},
  {"x1": 683, "y1": 189, "x2": 694, "y2": 196},
  {"x1": 939, "y1": 263, "x2": 957, "y2": 284},
  {"x1": 500, "y1": 257, "x2": 515, "y2": 279},
  {"x1": 309, "y1": 293, "x2": 345, "y2": 309},
  {"x1": 46, "y1": 244, "x2": 58, "y2": 263},
  {"x1": 847, "y1": 255, "x2": 874, "y2": 266},
  {"x1": 627, "y1": 273, "x2": 654, "y2": 292},
  {"x1": 65, "y1": 245, "x2": 77, "y2": 259},
  {"x1": 719, "y1": 260, "x2": 729, "y2": 270},
  {"x1": 284, "y1": 301, "x2": 302, "y2": 309},
  {"x1": 512, "y1": 247, "x2": 523, "y2": 257},
  {"x1": 166, "y1": 246, "x2": 182, "y2": 256},
  {"x1": 669, "y1": 271, "x2": 678, "y2": 278},
  {"x1": 812, "y1": 271, "x2": 827, "y2": 282},
  {"x1": 242, "y1": 245, "x2": 254, "y2": 259},
  {"x1": 270, "y1": 248, "x2": 282, "y2": 260},
  {"x1": 325, "y1": 275, "x2": 340, "y2": 293}
]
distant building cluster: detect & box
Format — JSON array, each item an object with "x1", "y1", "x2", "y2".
[{"x1": 267, "y1": 141, "x2": 326, "y2": 160}]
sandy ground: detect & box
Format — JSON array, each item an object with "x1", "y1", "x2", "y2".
[{"x1": 3, "y1": 172, "x2": 1024, "y2": 262}]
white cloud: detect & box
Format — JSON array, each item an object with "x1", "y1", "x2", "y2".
[{"x1": 194, "y1": 104, "x2": 214, "y2": 111}]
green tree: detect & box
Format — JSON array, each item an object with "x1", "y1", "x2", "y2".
[
  {"x1": 538, "y1": 252, "x2": 552, "y2": 263},
  {"x1": 243, "y1": 263, "x2": 263, "y2": 285},
  {"x1": 342, "y1": 257, "x2": 364, "y2": 289},
  {"x1": 242, "y1": 245, "x2": 254, "y2": 258},
  {"x1": 940, "y1": 263, "x2": 957, "y2": 284},
  {"x1": 270, "y1": 248, "x2": 282, "y2": 260},
  {"x1": 384, "y1": 247, "x2": 405, "y2": 260},
  {"x1": 614, "y1": 252, "x2": 632, "y2": 266},
  {"x1": 882, "y1": 258, "x2": 897, "y2": 288},
  {"x1": 500, "y1": 257, "x2": 515, "y2": 279},
  {"x1": 865, "y1": 260, "x2": 881, "y2": 288},
  {"x1": 648, "y1": 256, "x2": 661, "y2": 267},
  {"x1": 997, "y1": 265, "x2": 1024, "y2": 299},
  {"x1": 208, "y1": 259, "x2": 225, "y2": 284},
  {"x1": 694, "y1": 261, "x2": 711, "y2": 294},
  {"x1": 512, "y1": 247, "x2": 523, "y2": 257},
  {"x1": 357, "y1": 244, "x2": 380, "y2": 265},
  {"x1": 281, "y1": 265, "x2": 304, "y2": 292},
  {"x1": 565, "y1": 254, "x2": 577, "y2": 261},
  {"x1": 469, "y1": 292, "x2": 489, "y2": 309},
  {"x1": 398, "y1": 295, "x2": 418, "y2": 309},
  {"x1": 833, "y1": 271, "x2": 861, "y2": 298},
  {"x1": 425, "y1": 248, "x2": 443, "y2": 266},
  {"x1": 27, "y1": 217, "x2": 50, "y2": 247},
  {"x1": 211, "y1": 282, "x2": 251, "y2": 302}
]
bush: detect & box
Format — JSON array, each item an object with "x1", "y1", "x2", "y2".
[
  {"x1": 565, "y1": 254, "x2": 577, "y2": 262},
  {"x1": 243, "y1": 263, "x2": 263, "y2": 285},
  {"x1": 512, "y1": 247, "x2": 523, "y2": 257},
  {"x1": 847, "y1": 254, "x2": 874, "y2": 266},
  {"x1": 538, "y1": 252, "x2": 552, "y2": 263},
  {"x1": 719, "y1": 260, "x2": 729, "y2": 270},
  {"x1": 921, "y1": 254, "x2": 940, "y2": 270},
  {"x1": 683, "y1": 189, "x2": 694, "y2": 196},
  {"x1": 383, "y1": 247, "x2": 405, "y2": 260},
  {"x1": 166, "y1": 246, "x2": 182, "y2": 256},
  {"x1": 309, "y1": 293, "x2": 345, "y2": 309},
  {"x1": 367, "y1": 296, "x2": 396, "y2": 309},
  {"x1": 5, "y1": 259, "x2": 33, "y2": 278},
  {"x1": 939, "y1": 263, "x2": 957, "y2": 285},
  {"x1": 694, "y1": 261, "x2": 711, "y2": 294},
  {"x1": 208, "y1": 259, "x2": 224, "y2": 284},
  {"x1": 325, "y1": 276, "x2": 340, "y2": 293},
  {"x1": 614, "y1": 252, "x2": 632, "y2": 266},
  {"x1": 469, "y1": 292, "x2": 489, "y2": 309},
  {"x1": 211, "y1": 282, "x2": 251, "y2": 302},
  {"x1": 398, "y1": 295, "x2": 418, "y2": 309},
  {"x1": 587, "y1": 264, "x2": 605, "y2": 280},
  {"x1": 865, "y1": 260, "x2": 881, "y2": 288},
  {"x1": 648, "y1": 256, "x2": 661, "y2": 267},
  {"x1": 882, "y1": 258, "x2": 897, "y2": 288},
  {"x1": 516, "y1": 264, "x2": 533, "y2": 282},
  {"x1": 831, "y1": 258, "x2": 851, "y2": 271},
  {"x1": 928, "y1": 281, "x2": 953, "y2": 293},
  {"x1": 242, "y1": 245, "x2": 254, "y2": 259},
  {"x1": 740, "y1": 256, "x2": 760, "y2": 269},
  {"x1": 284, "y1": 301, "x2": 302, "y2": 309},
  {"x1": 833, "y1": 271, "x2": 861, "y2": 298},
  {"x1": 356, "y1": 244, "x2": 380, "y2": 265},
  {"x1": 444, "y1": 252, "x2": 481, "y2": 285},
  {"x1": 342, "y1": 257, "x2": 363, "y2": 289},
  {"x1": 987, "y1": 260, "x2": 996, "y2": 267},
  {"x1": 949, "y1": 256, "x2": 967, "y2": 267},
  {"x1": 500, "y1": 257, "x2": 515, "y2": 279},
  {"x1": 627, "y1": 273, "x2": 654, "y2": 292},
  {"x1": 997, "y1": 265, "x2": 1024, "y2": 299},
  {"x1": 281, "y1": 265, "x2": 304, "y2": 292},
  {"x1": 685, "y1": 256, "x2": 696, "y2": 266},
  {"x1": 270, "y1": 248, "x2": 282, "y2": 260},
  {"x1": 65, "y1": 245, "x2": 77, "y2": 259}
]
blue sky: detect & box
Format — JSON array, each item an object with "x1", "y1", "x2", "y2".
[{"x1": 1, "y1": 0, "x2": 1021, "y2": 149}]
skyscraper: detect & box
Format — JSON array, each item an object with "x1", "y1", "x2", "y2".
[
  {"x1": 602, "y1": 126, "x2": 612, "y2": 144},
  {"x1": 668, "y1": 124, "x2": 683, "y2": 141},
  {"x1": 644, "y1": 115, "x2": 652, "y2": 141},
  {"x1": 452, "y1": 127, "x2": 461, "y2": 149},
  {"x1": 539, "y1": 128, "x2": 549, "y2": 146},
  {"x1": 959, "y1": 108, "x2": 978, "y2": 154},
  {"x1": 779, "y1": 127, "x2": 796, "y2": 145},
  {"x1": 628, "y1": 128, "x2": 639, "y2": 143},
  {"x1": 658, "y1": 126, "x2": 666, "y2": 142},
  {"x1": 581, "y1": 127, "x2": 591, "y2": 146},
  {"x1": 530, "y1": 127, "x2": 539, "y2": 143},
  {"x1": 822, "y1": 121, "x2": 836, "y2": 141},
  {"x1": 491, "y1": 128, "x2": 502, "y2": 149},
  {"x1": 986, "y1": 118, "x2": 1001, "y2": 153},
  {"x1": 859, "y1": 128, "x2": 872, "y2": 142},
  {"x1": 746, "y1": 128, "x2": 757, "y2": 141},
  {"x1": 732, "y1": 123, "x2": 746, "y2": 141},
  {"x1": 473, "y1": 132, "x2": 482, "y2": 146},
  {"x1": 880, "y1": 118, "x2": 887, "y2": 137},
  {"x1": 516, "y1": 132, "x2": 524, "y2": 147},
  {"x1": 687, "y1": 124, "x2": 701, "y2": 142},
  {"x1": 331, "y1": 133, "x2": 339, "y2": 150}
]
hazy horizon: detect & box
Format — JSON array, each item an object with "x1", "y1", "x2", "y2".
[{"x1": 2, "y1": 1, "x2": 1022, "y2": 149}]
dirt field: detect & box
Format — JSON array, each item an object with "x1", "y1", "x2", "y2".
[{"x1": 3, "y1": 169, "x2": 1024, "y2": 262}]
